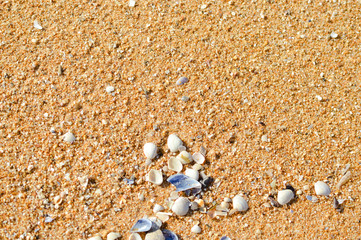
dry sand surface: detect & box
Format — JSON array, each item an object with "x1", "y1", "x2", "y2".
[{"x1": 1, "y1": 0, "x2": 361, "y2": 239}]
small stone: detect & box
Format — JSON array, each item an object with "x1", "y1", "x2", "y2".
[
  {"x1": 191, "y1": 225, "x2": 202, "y2": 234},
  {"x1": 34, "y1": 20, "x2": 43, "y2": 30},
  {"x1": 107, "y1": 232, "x2": 121, "y2": 240},
  {"x1": 63, "y1": 132, "x2": 76, "y2": 143},
  {"x1": 106, "y1": 86, "x2": 115, "y2": 93},
  {"x1": 296, "y1": 190, "x2": 303, "y2": 195},
  {"x1": 261, "y1": 135, "x2": 268, "y2": 142},
  {"x1": 129, "y1": 0, "x2": 136, "y2": 7},
  {"x1": 138, "y1": 193, "x2": 145, "y2": 201},
  {"x1": 316, "y1": 95, "x2": 323, "y2": 101},
  {"x1": 176, "y1": 77, "x2": 189, "y2": 86},
  {"x1": 330, "y1": 32, "x2": 338, "y2": 39},
  {"x1": 181, "y1": 96, "x2": 189, "y2": 102}
]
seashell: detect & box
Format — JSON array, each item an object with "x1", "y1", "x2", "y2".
[
  {"x1": 63, "y1": 132, "x2": 76, "y2": 143},
  {"x1": 232, "y1": 195, "x2": 248, "y2": 212},
  {"x1": 314, "y1": 181, "x2": 331, "y2": 196},
  {"x1": 277, "y1": 189, "x2": 294, "y2": 205},
  {"x1": 130, "y1": 218, "x2": 153, "y2": 232},
  {"x1": 192, "y1": 152, "x2": 205, "y2": 164},
  {"x1": 107, "y1": 232, "x2": 121, "y2": 240},
  {"x1": 167, "y1": 134, "x2": 183, "y2": 153},
  {"x1": 176, "y1": 151, "x2": 193, "y2": 164},
  {"x1": 144, "y1": 143, "x2": 157, "y2": 160},
  {"x1": 162, "y1": 229, "x2": 179, "y2": 240},
  {"x1": 156, "y1": 212, "x2": 172, "y2": 222},
  {"x1": 167, "y1": 174, "x2": 201, "y2": 192},
  {"x1": 220, "y1": 237, "x2": 231, "y2": 240},
  {"x1": 168, "y1": 157, "x2": 183, "y2": 172},
  {"x1": 106, "y1": 86, "x2": 115, "y2": 93},
  {"x1": 336, "y1": 171, "x2": 351, "y2": 189},
  {"x1": 145, "y1": 229, "x2": 165, "y2": 240},
  {"x1": 176, "y1": 77, "x2": 189, "y2": 85},
  {"x1": 172, "y1": 197, "x2": 190, "y2": 216},
  {"x1": 178, "y1": 145, "x2": 186, "y2": 152},
  {"x1": 34, "y1": 20, "x2": 43, "y2": 30},
  {"x1": 88, "y1": 236, "x2": 102, "y2": 240},
  {"x1": 191, "y1": 225, "x2": 201, "y2": 234},
  {"x1": 53, "y1": 195, "x2": 62, "y2": 205},
  {"x1": 190, "y1": 202, "x2": 199, "y2": 210},
  {"x1": 153, "y1": 204, "x2": 165, "y2": 213},
  {"x1": 129, "y1": 233, "x2": 142, "y2": 240},
  {"x1": 148, "y1": 217, "x2": 162, "y2": 228},
  {"x1": 185, "y1": 169, "x2": 199, "y2": 180},
  {"x1": 192, "y1": 163, "x2": 203, "y2": 171},
  {"x1": 147, "y1": 169, "x2": 163, "y2": 185}
]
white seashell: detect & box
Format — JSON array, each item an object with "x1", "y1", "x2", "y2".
[
  {"x1": 336, "y1": 171, "x2": 351, "y2": 189},
  {"x1": 34, "y1": 20, "x2": 43, "y2": 30},
  {"x1": 129, "y1": 233, "x2": 142, "y2": 240},
  {"x1": 145, "y1": 229, "x2": 165, "y2": 240},
  {"x1": 156, "y1": 212, "x2": 172, "y2": 222},
  {"x1": 107, "y1": 232, "x2": 121, "y2": 240},
  {"x1": 148, "y1": 217, "x2": 162, "y2": 228},
  {"x1": 192, "y1": 152, "x2": 205, "y2": 164},
  {"x1": 191, "y1": 225, "x2": 202, "y2": 234},
  {"x1": 153, "y1": 204, "x2": 165, "y2": 213},
  {"x1": 277, "y1": 189, "x2": 294, "y2": 205},
  {"x1": 167, "y1": 134, "x2": 183, "y2": 153},
  {"x1": 168, "y1": 157, "x2": 183, "y2": 172},
  {"x1": 315, "y1": 181, "x2": 331, "y2": 196},
  {"x1": 171, "y1": 197, "x2": 190, "y2": 216},
  {"x1": 147, "y1": 169, "x2": 163, "y2": 185},
  {"x1": 178, "y1": 145, "x2": 186, "y2": 152},
  {"x1": 88, "y1": 237, "x2": 102, "y2": 240},
  {"x1": 144, "y1": 143, "x2": 157, "y2": 160},
  {"x1": 106, "y1": 86, "x2": 115, "y2": 93},
  {"x1": 129, "y1": 0, "x2": 136, "y2": 7},
  {"x1": 185, "y1": 169, "x2": 199, "y2": 180},
  {"x1": 176, "y1": 151, "x2": 193, "y2": 164},
  {"x1": 63, "y1": 132, "x2": 76, "y2": 143},
  {"x1": 232, "y1": 195, "x2": 248, "y2": 212}
]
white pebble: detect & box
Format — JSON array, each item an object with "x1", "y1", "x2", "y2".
[
  {"x1": 34, "y1": 20, "x2": 43, "y2": 30},
  {"x1": 277, "y1": 189, "x2": 294, "y2": 205},
  {"x1": 63, "y1": 132, "x2": 76, "y2": 143},
  {"x1": 176, "y1": 76, "x2": 189, "y2": 85},
  {"x1": 143, "y1": 143, "x2": 157, "y2": 160},
  {"x1": 171, "y1": 197, "x2": 190, "y2": 216},
  {"x1": 314, "y1": 181, "x2": 331, "y2": 196},
  {"x1": 129, "y1": 0, "x2": 136, "y2": 7},
  {"x1": 106, "y1": 86, "x2": 115, "y2": 93},
  {"x1": 191, "y1": 225, "x2": 202, "y2": 234},
  {"x1": 232, "y1": 195, "x2": 248, "y2": 212},
  {"x1": 330, "y1": 32, "x2": 338, "y2": 39},
  {"x1": 107, "y1": 232, "x2": 121, "y2": 240}
]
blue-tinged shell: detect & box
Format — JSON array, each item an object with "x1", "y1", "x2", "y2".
[
  {"x1": 130, "y1": 218, "x2": 153, "y2": 233},
  {"x1": 220, "y1": 237, "x2": 231, "y2": 240},
  {"x1": 167, "y1": 174, "x2": 202, "y2": 192},
  {"x1": 162, "y1": 229, "x2": 179, "y2": 240}
]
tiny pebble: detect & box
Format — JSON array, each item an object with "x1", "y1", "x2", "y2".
[
  {"x1": 106, "y1": 86, "x2": 115, "y2": 93},
  {"x1": 44, "y1": 216, "x2": 53, "y2": 223},
  {"x1": 176, "y1": 76, "x2": 189, "y2": 85},
  {"x1": 129, "y1": 0, "x2": 136, "y2": 7},
  {"x1": 330, "y1": 31, "x2": 338, "y2": 39},
  {"x1": 181, "y1": 96, "x2": 189, "y2": 102},
  {"x1": 191, "y1": 225, "x2": 202, "y2": 234},
  {"x1": 34, "y1": 20, "x2": 43, "y2": 30},
  {"x1": 63, "y1": 132, "x2": 76, "y2": 143}
]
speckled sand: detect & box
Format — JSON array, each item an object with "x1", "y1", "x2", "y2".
[{"x1": 1, "y1": 1, "x2": 361, "y2": 239}]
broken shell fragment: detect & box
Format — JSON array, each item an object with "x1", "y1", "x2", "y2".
[
  {"x1": 129, "y1": 233, "x2": 142, "y2": 240},
  {"x1": 147, "y1": 169, "x2": 163, "y2": 185},
  {"x1": 162, "y1": 229, "x2": 179, "y2": 240},
  {"x1": 156, "y1": 212, "x2": 172, "y2": 222},
  {"x1": 176, "y1": 151, "x2": 193, "y2": 164},
  {"x1": 277, "y1": 189, "x2": 294, "y2": 205},
  {"x1": 145, "y1": 229, "x2": 165, "y2": 240},
  {"x1": 185, "y1": 169, "x2": 199, "y2": 180},
  {"x1": 336, "y1": 171, "x2": 351, "y2": 189},
  {"x1": 167, "y1": 134, "x2": 183, "y2": 153},
  {"x1": 171, "y1": 197, "x2": 190, "y2": 216},
  {"x1": 144, "y1": 143, "x2": 157, "y2": 160},
  {"x1": 107, "y1": 232, "x2": 121, "y2": 240},
  {"x1": 314, "y1": 181, "x2": 331, "y2": 196},
  {"x1": 168, "y1": 157, "x2": 183, "y2": 172},
  {"x1": 192, "y1": 152, "x2": 205, "y2": 164},
  {"x1": 220, "y1": 237, "x2": 231, "y2": 240},
  {"x1": 167, "y1": 174, "x2": 201, "y2": 192},
  {"x1": 232, "y1": 195, "x2": 248, "y2": 212},
  {"x1": 88, "y1": 236, "x2": 102, "y2": 240},
  {"x1": 153, "y1": 204, "x2": 165, "y2": 213},
  {"x1": 130, "y1": 218, "x2": 153, "y2": 232}
]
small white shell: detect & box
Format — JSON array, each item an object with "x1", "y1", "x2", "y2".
[
  {"x1": 148, "y1": 217, "x2": 162, "y2": 228},
  {"x1": 167, "y1": 134, "x2": 183, "y2": 153},
  {"x1": 107, "y1": 232, "x2": 121, "y2": 240},
  {"x1": 88, "y1": 237, "x2": 102, "y2": 240},
  {"x1": 171, "y1": 197, "x2": 190, "y2": 216},
  {"x1": 106, "y1": 86, "x2": 115, "y2": 93},
  {"x1": 185, "y1": 169, "x2": 199, "y2": 180},
  {"x1": 232, "y1": 195, "x2": 248, "y2": 212},
  {"x1": 168, "y1": 157, "x2": 183, "y2": 172},
  {"x1": 176, "y1": 151, "x2": 193, "y2": 164},
  {"x1": 145, "y1": 229, "x2": 165, "y2": 240},
  {"x1": 156, "y1": 212, "x2": 172, "y2": 222},
  {"x1": 34, "y1": 20, "x2": 43, "y2": 30},
  {"x1": 153, "y1": 204, "x2": 165, "y2": 213},
  {"x1": 129, "y1": 233, "x2": 142, "y2": 240},
  {"x1": 147, "y1": 169, "x2": 163, "y2": 185},
  {"x1": 144, "y1": 143, "x2": 157, "y2": 160},
  {"x1": 63, "y1": 132, "x2": 76, "y2": 143},
  {"x1": 277, "y1": 189, "x2": 294, "y2": 205},
  {"x1": 314, "y1": 181, "x2": 331, "y2": 196},
  {"x1": 192, "y1": 152, "x2": 205, "y2": 164},
  {"x1": 191, "y1": 225, "x2": 202, "y2": 234}
]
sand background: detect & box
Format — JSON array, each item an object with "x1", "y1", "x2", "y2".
[{"x1": 1, "y1": 0, "x2": 361, "y2": 239}]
